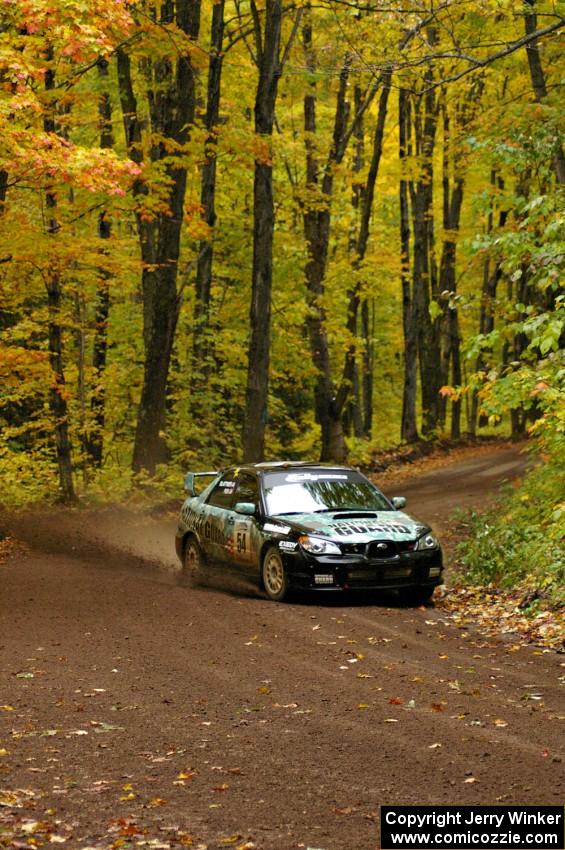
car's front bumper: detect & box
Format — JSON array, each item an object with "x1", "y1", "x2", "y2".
[{"x1": 282, "y1": 548, "x2": 443, "y2": 593}]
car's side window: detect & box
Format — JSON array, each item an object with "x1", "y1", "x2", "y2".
[
  {"x1": 206, "y1": 473, "x2": 237, "y2": 509},
  {"x1": 234, "y1": 473, "x2": 259, "y2": 509}
]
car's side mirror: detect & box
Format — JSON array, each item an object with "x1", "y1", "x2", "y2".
[
  {"x1": 235, "y1": 501, "x2": 256, "y2": 516},
  {"x1": 184, "y1": 472, "x2": 195, "y2": 496},
  {"x1": 392, "y1": 496, "x2": 407, "y2": 510}
]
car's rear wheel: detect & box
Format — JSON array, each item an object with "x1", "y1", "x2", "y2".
[
  {"x1": 398, "y1": 585, "x2": 435, "y2": 606},
  {"x1": 262, "y1": 546, "x2": 288, "y2": 602},
  {"x1": 183, "y1": 536, "x2": 205, "y2": 586}
]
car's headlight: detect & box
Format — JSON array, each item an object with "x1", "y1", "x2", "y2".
[
  {"x1": 416, "y1": 533, "x2": 439, "y2": 550},
  {"x1": 299, "y1": 535, "x2": 341, "y2": 555}
]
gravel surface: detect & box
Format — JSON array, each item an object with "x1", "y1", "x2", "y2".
[{"x1": 1, "y1": 445, "x2": 563, "y2": 850}]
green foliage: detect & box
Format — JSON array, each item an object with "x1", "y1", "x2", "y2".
[
  {"x1": 1, "y1": 0, "x2": 564, "y2": 504},
  {"x1": 456, "y1": 452, "x2": 565, "y2": 607},
  {"x1": 471, "y1": 186, "x2": 564, "y2": 434},
  {"x1": 460, "y1": 105, "x2": 564, "y2": 602},
  {"x1": 0, "y1": 445, "x2": 57, "y2": 507}
]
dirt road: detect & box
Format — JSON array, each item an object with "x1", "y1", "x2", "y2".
[{"x1": 1, "y1": 445, "x2": 563, "y2": 850}]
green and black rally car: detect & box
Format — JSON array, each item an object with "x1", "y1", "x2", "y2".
[{"x1": 175, "y1": 462, "x2": 443, "y2": 603}]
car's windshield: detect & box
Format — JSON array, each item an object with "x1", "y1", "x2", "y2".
[{"x1": 263, "y1": 469, "x2": 393, "y2": 516}]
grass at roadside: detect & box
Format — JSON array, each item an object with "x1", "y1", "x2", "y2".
[{"x1": 440, "y1": 451, "x2": 565, "y2": 651}]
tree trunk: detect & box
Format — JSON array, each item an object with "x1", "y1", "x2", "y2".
[
  {"x1": 409, "y1": 57, "x2": 442, "y2": 437},
  {"x1": 242, "y1": 0, "x2": 283, "y2": 463},
  {"x1": 342, "y1": 74, "x2": 391, "y2": 439},
  {"x1": 117, "y1": 0, "x2": 202, "y2": 474},
  {"x1": 399, "y1": 88, "x2": 419, "y2": 444},
  {"x1": 344, "y1": 84, "x2": 365, "y2": 438},
  {"x1": 192, "y1": 0, "x2": 225, "y2": 391},
  {"x1": 301, "y1": 12, "x2": 351, "y2": 463},
  {"x1": 361, "y1": 298, "x2": 374, "y2": 437},
  {"x1": 87, "y1": 58, "x2": 114, "y2": 467},
  {"x1": 301, "y1": 6, "x2": 391, "y2": 461},
  {"x1": 469, "y1": 172, "x2": 507, "y2": 434},
  {"x1": 439, "y1": 103, "x2": 465, "y2": 438},
  {"x1": 524, "y1": 0, "x2": 565, "y2": 184},
  {"x1": 44, "y1": 59, "x2": 76, "y2": 503}
]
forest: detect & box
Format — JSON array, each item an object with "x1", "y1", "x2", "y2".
[{"x1": 0, "y1": 0, "x2": 563, "y2": 510}]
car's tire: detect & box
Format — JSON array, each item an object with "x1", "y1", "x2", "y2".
[
  {"x1": 261, "y1": 546, "x2": 289, "y2": 602},
  {"x1": 398, "y1": 585, "x2": 435, "y2": 606},
  {"x1": 182, "y1": 536, "x2": 205, "y2": 586}
]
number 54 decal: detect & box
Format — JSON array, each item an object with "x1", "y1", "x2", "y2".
[{"x1": 234, "y1": 520, "x2": 252, "y2": 562}]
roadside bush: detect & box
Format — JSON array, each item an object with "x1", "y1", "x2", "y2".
[{"x1": 457, "y1": 449, "x2": 565, "y2": 607}]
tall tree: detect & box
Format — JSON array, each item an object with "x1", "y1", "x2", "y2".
[
  {"x1": 43, "y1": 52, "x2": 76, "y2": 502},
  {"x1": 340, "y1": 74, "x2": 392, "y2": 443},
  {"x1": 87, "y1": 57, "x2": 114, "y2": 467},
  {"x1": 117, "y1": 0, "x2": 202, "y2": 475},
  {"x1": 399, "y1": 87, "x2": 419, "y2": 444},
  {"x1": 242, "y1": 0, "x2": 299, "y2": 462},
  {"x1": 301, "y1": 6, "x2": 392, "y2": 461},
  {"x1": 469, "y1": 170, "x2": 507, "y2": 436},
  {"x1": 523, "y1": 0, "x2": 565, "y2": 184},
  {"x1": 191, "y1": 0, "x2": 226, "y2": 392},
  {"x1": 408, "y1": 46, "x2": 442, "y2": 436}
]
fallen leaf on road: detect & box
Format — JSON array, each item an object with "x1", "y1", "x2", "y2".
[{"x1": 92, "y1": 722, "x2": 125, "y2": 733}]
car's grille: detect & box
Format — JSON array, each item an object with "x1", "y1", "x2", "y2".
[
  {"x1": 383, "y1": 565, "x2": 413, "y2": 578},
  {"x1": 340, "y1": 542, "x2": 366, "y2": 554},
  {"x1": 366, "y1": 540, "x2": 396, "y2": 560},
  {"x1": 347, "y1": 565, "x2": 414, "y2": 586}
]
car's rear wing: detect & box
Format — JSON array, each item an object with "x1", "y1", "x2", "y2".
[{"x1": 184, "y1": 470, "x2": 219, "y2": 496}]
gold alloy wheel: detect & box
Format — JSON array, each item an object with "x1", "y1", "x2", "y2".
[{"x1": 262, "y1": 546, "x2": 288, "y2": 601}]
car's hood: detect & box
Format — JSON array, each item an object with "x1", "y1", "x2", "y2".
[{"x1": 270, "y1": 510, "x2": 426, "y2": 543}]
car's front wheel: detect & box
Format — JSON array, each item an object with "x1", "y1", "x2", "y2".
[
  {"x1": 261, "y1": 546, "x2": 289, "y2": 602},
  {"x1": 182, "y1": 536, "x2": 205, "y2": 586}
]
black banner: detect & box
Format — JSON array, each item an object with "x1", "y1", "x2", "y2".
[{"x1": 381, "y1": 806, "x2": 564, "y2": 849}]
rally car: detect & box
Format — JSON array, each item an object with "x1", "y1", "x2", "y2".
[{"x1": 175, "y1": 461, "x2": 443, "y2": 603}]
